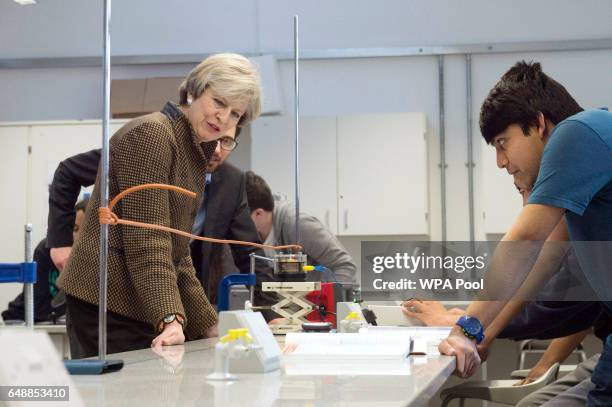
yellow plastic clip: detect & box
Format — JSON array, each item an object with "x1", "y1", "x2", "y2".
[
  {"x1": 303, "y1": 265, "x2": 315, "y2": 272},
  {"x1": 237, "y1": 328, "x2": 253, "y2": 344},
  {"x1": 345, "y1": 311, "x2": 361, "y2": 321},
  {"x1": 219, "y1": 328, "x2": 242, "y2": 344},
  {"x1": 220, "y1": 328, "x2": 253, "y2": 344}
]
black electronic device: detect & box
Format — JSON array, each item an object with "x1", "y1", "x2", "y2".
[{"x1": 301, "y1": 321, "x2": 333, "y2": 332}]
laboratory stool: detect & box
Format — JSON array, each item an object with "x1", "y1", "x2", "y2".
[
  {"x1": 440, "y1": 362, "x2": 559, "y2": 406},
  {"x1": 517, "y1": 339, "x2": 587, "y2": 369}
]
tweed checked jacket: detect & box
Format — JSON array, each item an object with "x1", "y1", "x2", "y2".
[{"x1": 58, "y1": 102, "x2": 218, "y2": 339}]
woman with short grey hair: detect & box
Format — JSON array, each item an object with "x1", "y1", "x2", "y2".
[{"x1": 59, "y1": 53, "x2": 262, "y2": 358}]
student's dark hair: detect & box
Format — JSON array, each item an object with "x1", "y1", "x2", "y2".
[
  {"x1": 75, "y1": 198, "x2": 89, "y2": 213},
  {"x1": 479, "y1": 61, "x2": 583, "y2": 144},
  {"x1": 245, "y1": 171, "x2": 274, "y2": 212}
]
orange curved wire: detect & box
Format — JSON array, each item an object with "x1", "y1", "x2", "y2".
[{"x1": 99, "y1": 183, "x2": 303, "y2": 252}]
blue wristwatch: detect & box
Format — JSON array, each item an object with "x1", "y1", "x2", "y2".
[{"x1": 456, "y1": 316, "x2": 485, "y2": 344}]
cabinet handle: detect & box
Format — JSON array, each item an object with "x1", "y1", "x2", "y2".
[
  {"x1": 344, "y1": 210, "x2": 349, "y2": 230},
  {"x1": 325, "y1": 210, "x2": 330, "y2": 229}
]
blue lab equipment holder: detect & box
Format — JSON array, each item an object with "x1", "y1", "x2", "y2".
[
  {"x1": 217, "y1": 273, "x2": 257, "y2": 312},
  {"x1": 0, "y1": 262, "x2": 37, "y2": 283},
  {"x1": 0, "y1": 262, "x2": 124, "y2": 375}
]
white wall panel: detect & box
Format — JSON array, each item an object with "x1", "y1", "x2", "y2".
[
  {"x1": 258, "y1": 0, "x2": 612, "y2": 50},
  {"x1": 0, "y1": 125, "x2": 29, "y2": 312}
]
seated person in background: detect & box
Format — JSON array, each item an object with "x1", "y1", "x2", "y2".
[
  {"x1": 406, "y1": 295, "x2": 612, "y2": 406},
  {"x1": 2, "y1": 199, "x2": 88, "y2": 323},
  {"x1": 517, "y1": 311, "x2": 612, "y2": 407},
  {"x1": 402, "y1": 298, "x2": 600, "y2": 384},
  {"x1": 402, "y1": 247, "x2": 599, "y2": 340},
  {"x1": 245, "y1": 171, "x2": 357, "y2": 286},
  {"x1": 402, "y1": 186, "x2": 606, "y2": 395}
]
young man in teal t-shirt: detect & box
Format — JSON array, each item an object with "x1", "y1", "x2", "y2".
[{"x1": 438, "y1": 61, "x2": 612, "y2": 405}]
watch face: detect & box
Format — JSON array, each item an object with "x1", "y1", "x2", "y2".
[
  {"x1": 462, "y1": 317, "x2": 481, "y2": 336},
  {"x1": 163, "y1": 314, "x2": 176, "y2": 324}
]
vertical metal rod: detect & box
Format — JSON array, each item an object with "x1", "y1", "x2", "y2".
[
  {"x1": 466, "y1": 54, "x2": 476, "y2": 254},
  {"x1": 293, "y1": 15, "x2": 301, "y2": 247},
  {"x1": 249, "y1": 255, "x2": 256, "y2": 305},
  {"x1": 438, "y1": 55, "x2": 447, "y2": 243},
  {"x1": 98, "y1": 0, "x2": 111, "y2": 361},
  {"x1": 24, "y1": 224, "x2": 34, "y2": 328}
]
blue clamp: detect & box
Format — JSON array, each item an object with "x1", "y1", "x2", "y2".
[
  {"x1": 0, "y1": 262, "x2": 37, "y2": 284},
  {"x1": 217, "y1": 274, "x2": 257, "y2": 312}
]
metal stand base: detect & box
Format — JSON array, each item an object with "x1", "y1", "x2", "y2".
[{"x1": 64, "y1": 359, "x2": 124, "y2": 375}]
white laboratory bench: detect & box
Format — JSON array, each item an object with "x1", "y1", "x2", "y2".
[
  {"x1": 35, "y1": 324, "x2": 70, "y2": 359},
  {"x1": 72, "y1": 338, "x2": 456, "y2": 407},
  {"x1": 0, "y1": 323, "x2": 70, "y2": 358}
]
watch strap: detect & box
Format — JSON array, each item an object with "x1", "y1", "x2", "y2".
[{"x1": 157, "y1": 313, "x2": 185, "y2": 334}]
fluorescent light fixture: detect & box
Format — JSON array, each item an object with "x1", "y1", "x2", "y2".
[{"x1": 14, "y1": 0, "x2": 37, "y2": 5}]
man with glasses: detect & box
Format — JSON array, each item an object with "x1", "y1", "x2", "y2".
[{"x1": 47, "y1": 125, "x2": 273, "y2": 306}]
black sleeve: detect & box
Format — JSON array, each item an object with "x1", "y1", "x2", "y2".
[
  {"x1": 499, "y1": 254, "x2": 602, "y2": 340},
  {"x1": 32, "y1": 239, "x2": 57, "y2": 321},
  {"x1": 498, "y1": 301, "x2": 602, "y2": 340},
  {"x1": 46, "y1": 149, "x2": 101, "y2": 248},
  {"x1": 593, "y1": 308, "x2": 612, "y2": 342}
]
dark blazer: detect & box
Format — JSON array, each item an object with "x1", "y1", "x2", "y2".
[
  {"x1": 189, "y1": 162, "x2": 273, "y2": 303},
  {"x1": 48, "y1": 142, "x2": 271, "y2": 307}
]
